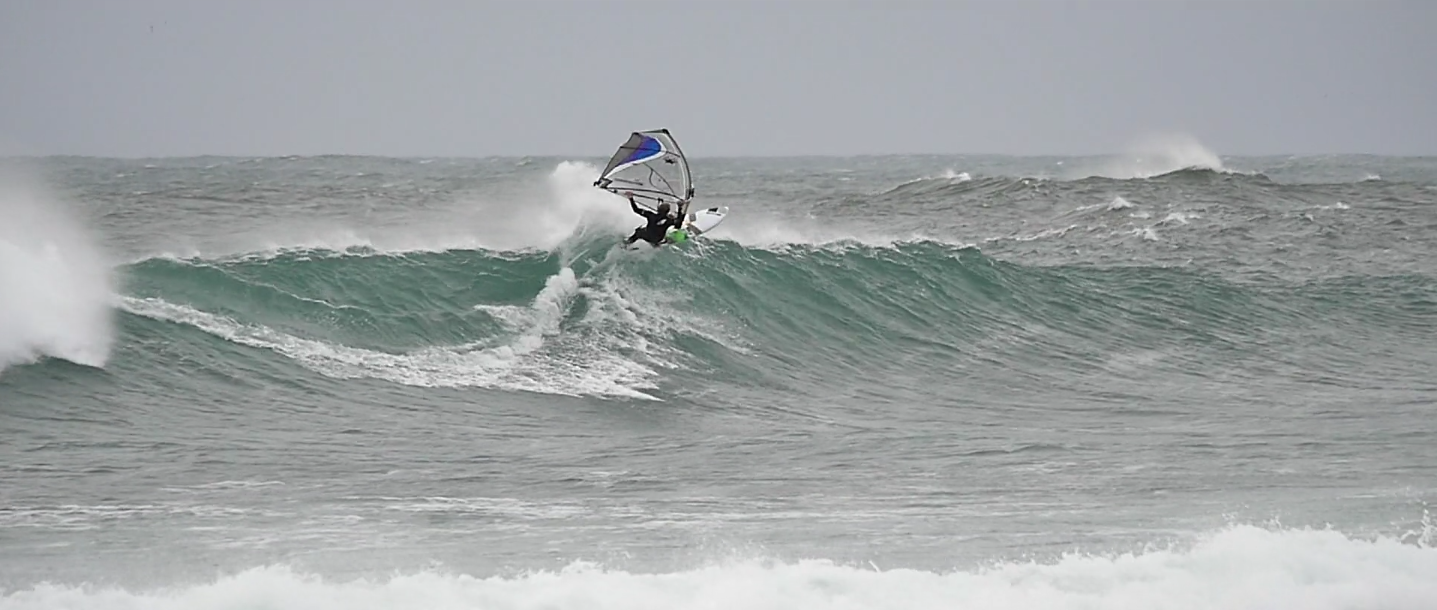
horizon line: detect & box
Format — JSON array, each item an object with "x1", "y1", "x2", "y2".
[{"x1": 6, "y1": 151, "x2": 1434, "y2": 161}]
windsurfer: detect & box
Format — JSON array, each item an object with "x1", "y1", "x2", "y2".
[{"x1": 622, "y1": 192, "x2": 683, "y2": 247}]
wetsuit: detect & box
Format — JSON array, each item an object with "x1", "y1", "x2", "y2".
[{"x1": 625, "y1": 198, "x2": 681, "y2": 246}]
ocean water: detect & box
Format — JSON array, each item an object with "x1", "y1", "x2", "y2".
[{"x1": 2, "y1": 142, "x2": 1436, "y2": 609}]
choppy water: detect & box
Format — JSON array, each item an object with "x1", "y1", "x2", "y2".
[{"x1": 2, "y1": 144, "x2": 1436, "y2": 609}]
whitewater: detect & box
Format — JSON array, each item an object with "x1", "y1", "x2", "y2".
[{"x1": 2, "y1": 141, "x2": 1436, "y2": 609}]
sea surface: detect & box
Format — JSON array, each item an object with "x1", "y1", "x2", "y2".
[{"x1": 2, "y1": 142, "x2": 1436, "y2": 609}]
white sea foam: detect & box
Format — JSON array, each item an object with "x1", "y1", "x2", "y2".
[
  {"x1": 1132, "y1": 226, "x2": 1160, "y2": 242},
  {"x1": 940, "y1": 168, "x2": 973, "y2": 182},
  {"x1": 2, "y1": 525, "x2": 1433, "y2": 610},
  {"x1": 0, "y1": 168, "x2": 115, "y2": 372}
]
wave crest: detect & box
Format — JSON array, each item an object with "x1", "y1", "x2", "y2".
[{"x1": 1070, "y1": 133, "x2": 1227, "y2": 180}]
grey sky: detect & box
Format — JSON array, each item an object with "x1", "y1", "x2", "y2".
[{"x1": 2, "y1": 1, "x2": 1433, "y2": 157}]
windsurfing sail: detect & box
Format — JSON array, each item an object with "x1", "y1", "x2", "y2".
[{"x1": 594, "y1": 129, "x2": 694, "y2": 214}]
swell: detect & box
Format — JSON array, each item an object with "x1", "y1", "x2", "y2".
[
  {"x1": 681, "y1": 243, "x2": 1433, "y2": 388},
  {"x1": 97, "y1": 242, "x2": 1437, "y2": 401}
]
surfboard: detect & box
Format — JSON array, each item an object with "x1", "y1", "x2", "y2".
[{"x1": 685, "y1": 206, "x2": 728, "y2": 236}]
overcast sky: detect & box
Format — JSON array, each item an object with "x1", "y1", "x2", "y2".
[{"x1": 1, "y1": 1, "x2": 1433, "y2": 157}]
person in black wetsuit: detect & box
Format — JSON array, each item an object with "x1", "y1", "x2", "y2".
[{"x1": 622, "y1": 193, "x2": 682, "y2": 247}]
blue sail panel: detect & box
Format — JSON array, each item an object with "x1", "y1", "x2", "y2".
[{"x1": 620, "y1": 135, "x2": 663, "y2": 166}]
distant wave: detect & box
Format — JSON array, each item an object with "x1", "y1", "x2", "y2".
[
  {"x1": 1065, "y1": 133, "x2": 1229, "y2": 179},
  {"x1": 882, "y1": 164, "x2": 1404, "y2": 195},
  {"x1": 879, "y1": 166, "x2": 1280, "y2": 203},
  {"x1": 1075, "y1": 165, "x2": 1271, "y2": 184}
]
